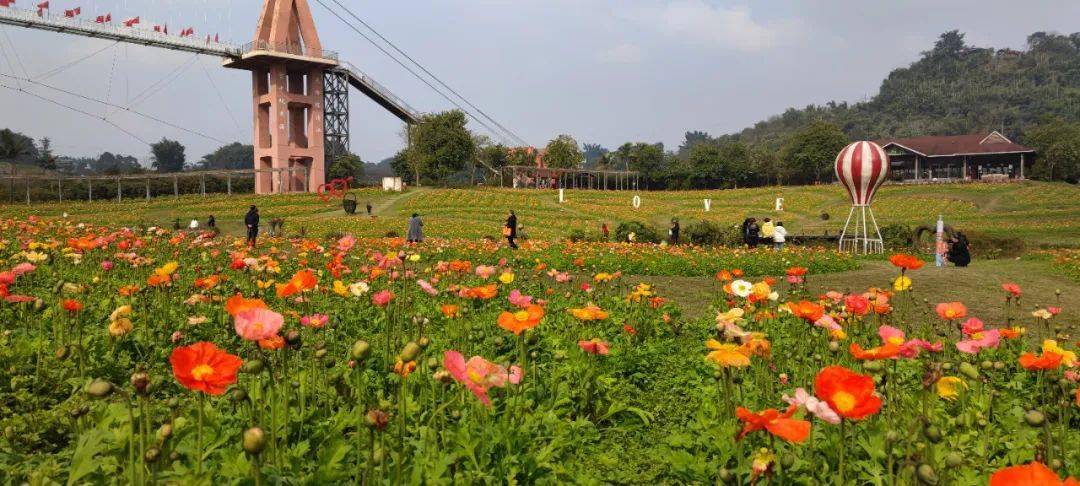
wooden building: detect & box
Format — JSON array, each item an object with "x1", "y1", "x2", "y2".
[{"x1": 876, "y1": 131, "x2": 1035, "y2": 182}]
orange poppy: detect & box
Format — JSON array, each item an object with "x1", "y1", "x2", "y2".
[
  {"x1": 786, "y1": 267, "x2": 808, "y2": 277},
  {"x1": 716, "y1": 270, "x2": 732, "y2": 282},
  {"x1": 1019, "y1": 351, "x2": 1063, "y2": 371},
  {"x1": 462, "y1": 284, "x2": 498, "y2": 300},
  {"x1": 194, "y1": 274, "x2": 224, "y2": 290},
  {"x1": 440, "y1": 303, "x2": 461, "y2": 319},
  {"x1": 788, "y1": 301, "x2": 824, "y2": 323},
  {"x1": 62, "y1": 299, "x2": 83, "y2": 313},
  {"x1": 276, "y1": 269, "x2": 318, "y2": 298},
  {"x1": 169, "y1": 341, "x2": 242, "y2": 395},
  {"x1": 849, "y1": 342, "x2": 901, "y2": 361},
  {"x1": 814, "y1": 365, "x2": 882, "y2": 420},
  {"x1": 225, "y1": 294, "x2": 268, "y2": 317},
  {"x1": 989, "y1": 461, "x2": 1078, "y2": 486},
  {"x1": 497, "y1": 305, "x2": 544, "y2": 335},
  {"x1": 888, "y1": 254, "x2": 924, "y2": 271},
  {"x1": 935, "y1": 302, "x2": 968, "y2": 320},
  {"x1": 147, "y1": 274, "x2": 171, "y2": 287},
  {"x1": 999, "y1": 327, "x2": 1024, "y2": 339},
  {"x1": 570, "y1": 304, "x2": 609, "y2": 321},
  {"x1": 118, "y1": 285, "x2": 141, "y2": 296},
  {"x1": 735, "y1": 405, "x2": 811, "y2": 444},
  {"x1": 258, "y1": 334, "x2": 285, "y2": 350},
  {"x1": 705, "y1": 339, "x2": 751, "y2": 367}
]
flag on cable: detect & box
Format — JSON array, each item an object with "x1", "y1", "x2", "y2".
[
  {"x1": 180, "y1": 27, "x2": 194, "y2": 37},
  {"x1": 36, "y1": 0, "x2": 46, "y2": 15},
  {"x1": 64, "y1": 7, "x2": 80, "y2": 17},
  {"x1": 0, "y1": 0, "x2": 14, "y2": 9},
  {"x1": 95, "y1": 13, "x2": 110, "y2": 23},
  {"x1": 122, "y1": 16, "x2": 139, "y2": 27}
]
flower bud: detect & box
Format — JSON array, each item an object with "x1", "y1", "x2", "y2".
[
  {"x1": 130, "y1": 371, "x2": 150, "y2": 395},
  {"x1": 916, "y1": 464, "x2": 939, "y2": 485},
  {"x1": 144, "y1": 447, "x2": 161, "y2": 464},
  {"x1": 980, "y1": 360, "x2": 993, "y2": 370},
  {"x1": 314, "y1": 348, "x2": 328, "y2": 360},
  {"x1": 55, "y1": 345, "x2": 69, "y2": 360},
  {"x1": 417, "y1": 336, "x2": 431, "y2": 349},
  {"x1": 366, "y1": 409, "x2": 390, "y2": 431},
  {"x1": 923, "y1": 425, "x2": 942, "y2": 444},
  {"x1": 399, "y1": 341, "x2": 421, "y2": 362},
  {"x1": 958, "y1": 362, "x2": 978, "y2": 380},
  {"x1": 230, "y1": 387, "x2": 249, "y2": 403},
  {"x1": 828, "y1": 342, "x2": 839, "y2": 352},
  {"x1": 350, "y1": 340, "x2": 371, "y2": 361},
  {"x1": 86, "y1": 379, "x2": 114, "y2": 398},
  {"x1": 158, "y1": 423, "x2": 173, "y2": 441},
  {"x1": 425, "y1": 356, "x2": 439, "y2": 370},
  {"x1": 243, "y1": 427, "x2": 266, "y2": 455},
  {"x1": 993, "y1": 361, "x2": 1004, "y2": 370},
  {"x1": 242, "y1": 359, "x2": 265, "y2": 374},
  {"x1": 1024, "y1": 409, "x2": 1045, "y2": 427},
  {"x1": 285, "y1": 329, "x2": 302, "y2": 348},
  {"x1": 944, "y1": 452, "x2": 963, "y2": 467}
]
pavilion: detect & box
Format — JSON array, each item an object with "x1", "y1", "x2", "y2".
[{"x1": 875, "y1": 131, "x2": 1035, "y2": 182}]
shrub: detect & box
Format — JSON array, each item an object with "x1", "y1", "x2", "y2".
[
  {"x1": 614, "y1": 221, "x2": 659, "y2": 243},
  {"x1": 879, "y1": 224, "x2": 914, "y2": 249},
  {"x1": 568, "y1": 229, "x2": 588, "y2": 243}
]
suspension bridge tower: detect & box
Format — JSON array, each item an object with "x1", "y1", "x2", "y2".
[{"x1": 224, "y1": 0, "x2": 335, "y2": 194}]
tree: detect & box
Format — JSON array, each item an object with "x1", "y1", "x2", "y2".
[
  {"x1": 37, "y1": 137, "x2": 58, "y2": 171},
  {"x1": 1026, "y1": 116, "x2": 1080, "y2": 183},
  {"x1": 150, "y1": 138, "x2": 186, "y2": 173},
  {"x1": 392, "y1": 110, "x2": 475, "y2": 185},
  {"x1": 582, "y1": 143, "x2": 608, "y2": 168},
  {"x1": 198, "y1": 142, "x2": 253, "y2": 170},
  {"x1": 780, "y1": 121, "x2": 848, "y2": 184},
  {"x1": 327, "y1": 153, "x2": 365, "y2": 182},
  {"x1": 613, "y1": 142, "x2": 664, "y2": 186},
  {"x1": 0, "y1": 129, "x2": 38, "y2": 164},
  {"x1": 93, "y1": 152, "x2": 143, "y2": 175},
  {"x1": 678, "y1": 130, "x2": 712, "y2": 156},
  {"x1": 687, "y1": 143, "x2": 725, "y2": 188},
  {"x1": 543, "y1": 134, "x2": 582, "y2": 169}
]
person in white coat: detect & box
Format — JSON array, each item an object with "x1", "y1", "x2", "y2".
[{"x1": 772, "y1": 221, "x2": 788, "y2": 250}]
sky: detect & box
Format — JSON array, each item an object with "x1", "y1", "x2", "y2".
[{"x1": 0, "y1": 0, "x2": 1077, "y2": 165}]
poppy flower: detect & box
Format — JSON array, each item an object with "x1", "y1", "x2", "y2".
[
  {"x1": 1001, "y1": 283, "x2": 1022, "y2": 297},
  {"x1": 276, "y1": 269, "x2": 317, "y2": 297},
  {"x1": 443, "y1": 350, "x2": 521, "y2": 406},
  {"x1": 814, "y1": 365, "x2": 882, "y2": 420},
  {"x1": 730, "y1": 280, "x2": 753, "y2": 298},
  {"x1": 783, "y1": 388, "x2": 841, "y2": 424},
  {"x1": 225, "y1": 294, "x2": 268, "y2": 317},
  {"x1": 705, "y1": 339, "x2": 751, "y2": 368},
  {"x1": 578, "y1": 339, "x2": 610, "y2": 355},
  {"x1": 169, "y1": 341, "x2": 242, "y2": 395},
  {"x1": 440, "y1": 303, "x2": 461, "y2": 319},
  {"x1": 849, "y1": 342, "x2": 901, "y2": 361},
  {"x1": 735, "y1": 405, "x2": 811, "y2": 444},
  {"x1": 372, "y1": 289, "x2": 395, "y2": 307},
  {"x1": 989, "y1": 461, "x2": 1079, "y2": 486},
  {"x1": 888, "y1": 254, "x2": 924, "y2": 271},
  {"x1": 935, "y1": 302, "x2": 968, "y2": 320},
  {"x1": 62, "y1": 299, "x2": 83, "y2": 313},
  {"x1": 935, "y1": 376, "x2": 966, "y2": 401},
  {"x1": 460, "y1": 284, "x2": 498, "y2": 300},
  {"x1": 844, "y1": 294, "x2": 871, "y2": 316},
  {"x1": 234, "y1": 308, "x2": 284, "y2": 341},
  {"x1": 508, "y1": 289, "x2": 533, "y2": 308},
  {"x1": 570, "y1": 304, "x2": 609, "y2": 321},
  {"x1": 892, "y1": 275, "x2": 912, "y2": 291},
  {"x1": 788, "y1": 301, "x2": 824, "y2": 323},
  {"x1": 1019, "y1": 351, "x2": 1063, "y2": 371},
  {"x1": 416, "y1": 279, "x2": 438, "y2": 296},
  {"x1": 999, "y1": 327, "x2": 1024, "y2": 339},
  {"x1": 956, "y1": 329, "x2": 1001, "y2": 354},
  {"x1": 258, "y1": 334, "x2": 285, "y2": 350},
  {"x1": 497, "y1": 305, "x2": 544, "y2": 335},
  {"x1": 1040, "y1": 340, "x2": 1076, "y2": 367},
  {"x1": 716, "y1": 270, "x2": 732, "y2": 282},
  {"x1": 300, "y1": 313, "x2": 329, "y2": 329}
]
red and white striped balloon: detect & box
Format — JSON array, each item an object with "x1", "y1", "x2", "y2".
[{"x1": 835, "y1": 141, "x2": 890, "y2": 206}]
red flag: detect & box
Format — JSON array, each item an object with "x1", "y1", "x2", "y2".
[
  {"x1": 95, "y1": 12, "x2": 109, "y2": 23},
  {"x1": 122, "y1": 16, "x2": 139, "y2": 27},
  {"x1": 65, "y1": 7, "x2": 80, "y2": 17},
  {"x1": 153, "y1": 25, "x2": 161, "y2": 32},
  {"x1": 0, "y1": 0, "x2": 14, "y2": 8},
  {"x1": 214, "y1": 33, "x2": 219, "y2": 43},
  {"x1": 163, "y1": 24, "x2": 168, "y2": 34},
  {"x1": 36, "y1": 1, "x2": 47, "y2": 8}
]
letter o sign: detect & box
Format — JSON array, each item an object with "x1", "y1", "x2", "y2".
[{"x1": 632, "y1": 195, "x2": 641, "y2": 209}]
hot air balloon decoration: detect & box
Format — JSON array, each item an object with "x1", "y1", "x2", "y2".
[{"x1": 834, "y1": 141, "x2": 890, "y2": 254}]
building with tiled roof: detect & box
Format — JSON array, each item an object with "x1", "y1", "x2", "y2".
[{"x1": 875, "y1": 131, "x2": 1035, "y2": 182}]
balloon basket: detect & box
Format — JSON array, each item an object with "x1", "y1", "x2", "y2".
[{"x1": 838, "y1": 205, "x2": 884, "y2": 254}]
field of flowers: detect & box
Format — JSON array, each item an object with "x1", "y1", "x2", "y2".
[{"x1": 0, "y1": 216, "x2": 1076, "y2": 484}]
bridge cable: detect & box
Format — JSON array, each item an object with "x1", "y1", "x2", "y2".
[
  {"x1": 0, "y1": 72, "x2": 229, "y2": 144},
  {"x1": 197, "y1": 56, "x2": 243, "y2": 135},
  {"x1": 313, "y1": 0, "x2": 521, "y2": 147},
  {"x1": 104, "y1": 53, "x2": 200, "y2": 119},
  {"x1": 0, "y1": 80, "x2": 151, "y2": 145},
  {"x1": 322, "y1": 0, "x2": 529, "y2": 147},
  {"x1": 34, "y1": 41, "x2": 121, "y2": 82}
]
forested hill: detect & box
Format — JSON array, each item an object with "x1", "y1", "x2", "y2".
[{"x1": 721, "y1": 31, "x2": 1080, "y2": 148}]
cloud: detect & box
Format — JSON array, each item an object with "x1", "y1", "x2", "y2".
[
  {"x1": 598, "y1": 43, "x2": 644, "y2": 64},
  {"x1": 626, "y1": 0, "x2": 802, "y2": 51}
]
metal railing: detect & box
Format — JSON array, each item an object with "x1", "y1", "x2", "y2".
[
  {"x1": 239, "y1": 40, "x2": 338, "y2": 61},
  {"x1": 0, "y1": 6, "x2": 241, "y2": 57},
  {"x1": 335, "y1": 60, "x2": 419, "y2": 121}
]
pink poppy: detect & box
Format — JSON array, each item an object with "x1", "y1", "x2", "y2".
[
  {"x1": 554, "y1": 272, "x2": 571, "y2": 283},
  {"x1": 783, "y1": 388, "x2": 841, "y2": 425},
  {"x1": 234, "y1": 308, "x2": 284, "y2": 341},
  {"x1": 580, "y1": 283, "x2": 592, "y2": 293},
  {"x1": 814, "y1": 315, "x2": 841, "y2": 332},
  {"x1": 578, "y1": 339, "x2": 610, "y2": 355},
  {"x1": 956, "y1": 328, "x2": 1001, "y2": 354},
  {"x1": 961, "y1": 318, "x2": 985, "y2": 336},
  {"x1": 101, "y1": 260, "x2": 114, "y2": 271},
  {"x1": 475, "y1": 265, "x2": 497, "y2": 279},
  {"x1": 372, "y1": 290, "x2": 394, "y2": 307},
  {"x1": 825, "y1": 291, "x2": 844, "y2": 303},
  {"x1": 1001, "y1": 282, "x2": 1021, "y2": 297},
  {"x1": 508, "y1": 289, "x2": 533, "y2": 308},
  {"x1": 11, "y1": 263, "x2": 35, "y2": 276},
  {"x1": 443, "y1": 350, "x2": 522, "y2": 406},
  {"x1": 786, "y1": 275, "x2": 804, "y2": 284},
  {"x1": 417, "y1": 279, "x2": 438, "y2": 296},
  {"x1": 844, "y1": 294, "x2": 870, "y2": 316},
  {"x1": 336, "y1": 234, "x2": 356, "y2": 253},
  {"x1": 300, "y1": 313, "x2": 329, "y2": 329},
  {"x1": 1048, "y1": 306, "x2": 1061, "y2": 316}
]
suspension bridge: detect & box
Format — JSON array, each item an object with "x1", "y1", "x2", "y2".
[{"x1": 0, "y1": 0, "x2": 523, "y2": 195}]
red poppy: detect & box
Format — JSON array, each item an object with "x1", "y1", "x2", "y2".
[
  {"x1": 785, "y1": 267, "x2": 808, "y2": 277},
  {"x1": 169, "y1": 341, "x2": 242, "y2": 395},
  {"x1": 788, "y1": 301, "x2": 824, "y2": 323},
  {"x1": 849, "y1": 342, "x2": 901, "y2": 361},
  {"x1": 735, "y1": 405, "x2": 811, "y2": 444},
  {"x1": 990, "y1": 461, "x2": 1079, "y2": 486},
  {"x1": 814, "y1": 365, "x2": 882, "y2": 420},
  {"x1": 888, "y1": 254, "x2": 924, "y2": 271},
  {"x1": 225, "y1": 294, "x2": 268, "y2": 317},
  {"x1": 1019, "y1": 351, "x2": 1063, "y2": 371},
  {"x1": 1001, "y1": 282, "x2": 1022, "y2": 297},
  {"x1": 62, "y1": 299, "x2": 83, "y2": 313}
]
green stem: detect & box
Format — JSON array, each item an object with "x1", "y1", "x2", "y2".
[{"x1": 197, "y1": 392, "x2": 205, "y2": 476}]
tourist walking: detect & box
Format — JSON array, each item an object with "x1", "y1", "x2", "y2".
[
  {"x1": 407, "y1": 213, "x2": 424, "y2": 243},
  {"x1": 366, "y1": 201, "x2": 373, "y2": 216},
  {"x1": 602, "y1": 223, "x2": 609, "y2": 241},
  {"x1": 745, "y1": 218, "x2": 760, "y2": 248},
  {"x1": 669, "y1": 218, "x2": 680, "y2": 245},
  {"x1": 245, "y1": 205, "x2": 260, "y2": 247},
  {"x1": 207, "y1": 215, "x2": 216, "y2": 228},
  {"x1": 773, "y1": 221, "x2": 787, "y2": 250},
  {"x1": 760, "y1": 218, "x2": 774, "y2": 242},
  {"x1": 505, "y1": 210, "x2": 518, "y2": 249}
]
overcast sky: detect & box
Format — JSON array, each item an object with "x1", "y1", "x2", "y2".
[{"x1": 0, "y1": 0, "x2": 1077, "y2": 164}]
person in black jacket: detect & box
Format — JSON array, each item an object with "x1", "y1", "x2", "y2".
[
  {"x1": 244, "y1": 205, "x2": 260, "y2": 247},
  {"x1": 669, "y1": 218, "x2": 680, "y2": 245},
  {"x1": 505, "y1": 210, "x2": 518, "y2": 249},
  {"x1": 948, "y1": 232, "x2": 971, "y2": 267}
]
